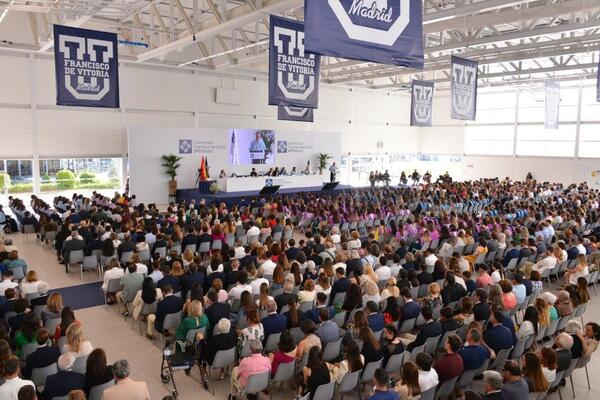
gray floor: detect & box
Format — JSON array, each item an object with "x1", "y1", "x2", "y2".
[{"x1": 12, "y1": 233, "x2": 600, "y2": 400}]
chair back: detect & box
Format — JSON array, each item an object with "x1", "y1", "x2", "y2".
[
  {"x1": 511, "y1": 335, "x2": 531, "y2": 360},
  {"x1": 23, "y1": 224, "x2": 36, "y2": 234},
  {"x1": 332, "y1": 292, "x2": 346, "y2": 305},
  {"x1": 491, "y1": 347, "x2": 512, "y2": 370},
  {"x1": 243, "y1": 370, "x2": 270, "y2": 394},
  {"x1": 409, "y1": 343, "x2": 426, "y2": 362},
  {"x1": 212, "y1": 240, "x2": 223, "y2": 250},
  {"x1": 384, "y1": 351, "x2": 405, "y2": 374},
  {"x1": 11, "y1": 267, "x2": 25, "y2": 281},
  {"x1": 425, "y1": 334, "x2": 441, "y2": 354},
  {"x1": 88, "y1": 380, "x2": 115, "y2": 400},
  {"x1": 312, "y1": 381, "x2": 336, "y2": 400},
  {"x1": 290, "y1": 327, "x2": 305, "y2": 344},
  {"x1": 338, "y1": 369, "x2": 361, "y2": 393},
  {"x1": 456, "y1": 369, "x2": 476, "y2": 388},
  {"x1": 138, "y1": 249, "x2": 151, "y2": 262},
  {"x1": 186, "y1": 326, "x2": 206, "y2": 344},
  {"x1": 264, "y1": 332, "x2": 282, "y2": 353},
  {"x1": 322, "y1": 338, "x2": 342, "y2": 361},
  {"x1": 140, "y1": 301, "x2": 157, "y2": 317},
  {"x1": 272, "y1": 360, "x2": 295, "y2": 384},
  {"x1": 163, "y1": 311, "x2": 182, "y2": 332},
  {"x1": 399, "y1": 317, "x2": 415, "y2": 334},
  {"x1": 56, "y1": 336, "x2": 67, "y2": 352},
  {"x1": 420, "y1": 386, "x2": 435, "y2": 400},
  {"x1": 72, "y1": 354, "x2": 88, "y2": 373},
  {"x1": 548, "y1": 370, "x2": 565, "y2": 390},
  {"x1": 69, "y1": 250, "x2": 85, "y2": 264},
  {"x1": 20, "y1": 343, "x2": 39, "y2": 361},
  {"x1": 435, "y1": 376, "x2": 458, "y2": 399},
  {"x1": 51, "y1": 396, "x2": 69, "y2": 400},
  {"x1": 211, "y1": 347, "x2": 236, "y2": 368},
  {"x1": 31, "y1": 362, "x2": 58, "y2": 387},
  {"x1": 300, "y1": 301, "x2": 313, "y2": 313},
  {"x1": 83, "y1": 255, "x2": 98, "y2": 269},
  {"x1": 332, "y1": 311, "x2": 346, "y2": 328},
  {"x1": 361, "y1": 359, "x2": 383, "y2": 384},
  {"x1": 106, "y1": 278, "x2": 122, "y2": 294}
]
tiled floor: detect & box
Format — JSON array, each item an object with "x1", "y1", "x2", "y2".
[{"x1": 10, "y1": 233, "x2": 600, "y2": 400}]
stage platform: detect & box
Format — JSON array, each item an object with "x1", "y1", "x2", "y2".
[{"x1": 176, "y1": 183, "x2": 358, "y2": 206}]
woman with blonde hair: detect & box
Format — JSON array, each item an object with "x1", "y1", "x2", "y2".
[
  {"x1": 535, "y1": 297, "x2": 551, "y2": 328},
  {"x1": 348, "y1": 231, "x2": 361, "y2": 249},
  {"x1": 381, "y1": 277, "x2": 400, "y2": 300},
  {"x1": 20, "y1": 270, "x2": 45, "y2": 296},
  {"x1": 523, "y1": 352, "x2": 549, "y2": 393},
  {"x1": 315, "y1": 273, "x2": 331, "y2": 296},
  {"x1": 298, "y1": 279, "x2": 317, "y2": 303},
  {"x1": 362, "y1": 280, "x2": 381, "y2": 306},
  {"x1": 171, "y1": 261, "x2": 184, "y2": 277},
  {"x1": 564, "y1": 253, "x2": 589, "y2": 286},
  {"x1": 208, "y1": 278, "x2": 228, "y2": 303},
  {"x1": 182, "y1": 248, "x2": 195, "y2": 267},
  {"x1": 175, "y1": 300, "x2": 209, "y2": 352},
  {"x1": 361, "y1": 264, "x2": 378, "y2": 285},
  {"x1": 64, "y1": 323, "x2": 94, "y2": 359},
  {"x1": 421, "y1": 282, "x2": 442, "y2": 310},
  {"x1": 256, "y1": 282, "x2": 273, "y2": 310}
]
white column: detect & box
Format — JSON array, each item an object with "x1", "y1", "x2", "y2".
[
  {"x1": 120, "y1": 63, "x2": 128, "y2": 192},
  {"x1": 30, "y1": 53, "x2": 40, "y2": 194}
]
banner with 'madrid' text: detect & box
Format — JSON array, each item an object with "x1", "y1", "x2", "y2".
[
  {"x1": 269, "y1": 15, "x2": 320, "y2": 109},
  {"x1": 545, "y1": 82, "x2": 560, "y2": 130},
  {"x1": 53, "y1": 25, "x2": 120, "y2": 108},
  {"x1": 278, "y1": 106, "x2": 314, "y2": 122},
  {"x1": 410, "y1": 80, "x2": 434, "y2": 127},
  {"x1": 450, "y1": 55, "x2": 478, "y2": 121},
  {"x1": 304, "y1": 0, "x2": 424, "y2": 68}
]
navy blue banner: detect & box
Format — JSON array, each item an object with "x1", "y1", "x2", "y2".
[
  {"x1": 451, "y1": 55, "x2": 478, "y2": 120},
  {"x1": 269, "y1": 15, "x2": 320, "y2": 108},
  {"x1": 304, "y1": 0, "x2": 423, "y2": 68},
  {"x1": 278, "y1": 106, "x2": 314, "y2": 122},
  {"x1": 545, "y1": 82, "x2": 560, "y2": 130},
  {"x1": 410, "y1": 80, "x2": 434, "y2": 127},
  {"x1": 54, "y1": 24, "x2": 120, "y2": 108}
]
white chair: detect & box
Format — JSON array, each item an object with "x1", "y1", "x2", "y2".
[
  {"x1": 269, "y1": 360, "x2": 295, "y2": 397},
  {"x1": 322, "y1": 338, "x2": 342, "y2": 361},
  {"x1": 360, "y1": 359, "x2": 383, "y2": 391},
  {"x1": 160, "y1": 311, "x2": 182, "y2": 348},
  {"x1": 66, "y1": 250, "x2": 84, "y2": 274},
  {"x1": 338, "y1": 369, "x2": 361, "y2": 399},
  {"x1": 264, "y1": 332, "x2": 281, "y2": 354},
  {"x1": 313, "y1": 380, "x2": 336, "y2": 400},
  {"x1": 120, "y1": 251, "x2": 133, "y2": 264},
  {"x1": 435, "y1": 376, "x2": 458, "y2": 399},
  {"x1": 88, "y1": 380, "x2": 115, "y2": 400},
  {"x1": 384, "y1": 351, "x2": 406, "y2": 374},
  {"x1": 31, "y1": 362, "x2": 58, "y2": 387},
  {"x1": 82, "y1": 255, "x2": 100, "y2": 280},
  {"x1": 72, "y1": 354, "x2": 88, "y2": 374},
  {"x1": 208, "y1": 348, "x2": 237, "y2": 395}
]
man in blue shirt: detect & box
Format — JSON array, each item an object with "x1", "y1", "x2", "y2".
[
  {"x1": 316, "y1": 308, "x2": 339, "y2": 345},
  {"x1": 458, "y1": 328, "x2": 491, "y2": 371},
  {"x1": 511, "y1": 273, "x2": 527, "y2": 305},
  {"x1": 367, "y1": 369, "x2": 399, "y2": 400},
  {"x1": 366, "y1": 301, "x2": 385, "y2": 333},
  {"x1": 483, "y1": 311, "x2": 515, "y2": 354}
]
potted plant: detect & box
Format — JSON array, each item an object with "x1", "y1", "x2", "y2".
[
  {"x1": 161, "y1": 154, "x2": 182, "y2": 196},
  {"x1": 317, "y1": 153, "x2": 332, "y2": 175}
]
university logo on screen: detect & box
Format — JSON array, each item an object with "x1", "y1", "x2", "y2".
[
  {"x1": 413, "y1": 85, "x2": 432, "y2": 124},
  {"x1": 452, "y1": 64, "x2": 476, "y2": 115},
  {"x1": 58, "y1": 35, "x2": 115, "y2": 101},
  {"x1": 330, "y1": 0, "x2": 411, "y2": 45},
  {"x1": 273, "y1": 26, "x2": 316, "y2": 102}
]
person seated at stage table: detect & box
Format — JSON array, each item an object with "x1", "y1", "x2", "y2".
[
  {"x1": 280, "y1": 167, "x2": 287, "y2": 176},
  {"x1": 290, "y1": 167, "x2": 297, "y2": 175},
  {"x1": 250, "y1": 168, "x2": 258, "y2": 177},
  {"x1": 219, "y1": 170, "x2": 226, "y2": 178},
  {"x1": 273, "y1": 167, "x2": 279, "y2": 176}
]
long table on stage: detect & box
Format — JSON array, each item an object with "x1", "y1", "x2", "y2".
[{"x1": 217, "y1": 174, "x2": 325, "y2": 192}]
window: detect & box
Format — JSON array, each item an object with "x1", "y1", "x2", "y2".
[
  {"x1": 578, "y1": 124, "x2": 600, "y2": 158},
  {"x1": 1, "y1": 159, "x2": 33, "y2": 194},
  {"x1": 516, "y1": 124, "x2": 576, "y2": 157},
  {"x1": 464, "y1": 125, "x2": 514, "y2": 155},
  {"x1": 39, "y1": 158, "x2": 122, "y2": 192}
]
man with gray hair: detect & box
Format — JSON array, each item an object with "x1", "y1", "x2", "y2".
[
  {"x1": 482, "y1": 370, "x2": 506, "y2": 400},
  {"x1": 41, "y1": 354, "x2": 85, "y2": 400},
  {"x1": 102, "y1": 359, "x2": 150, "y2": 400},
  {"x1": 231, "y1": 340, "x2": 271, "y2": 394},
  {"x1": 554, "y1": 332, "x2": 574, "y2": 372},
  {"x1": 274, "y1": 277, "x2": 297, "y2": 312},
  {"x1": 260, "y1": 299, "x2": 286, "y2": 346}
]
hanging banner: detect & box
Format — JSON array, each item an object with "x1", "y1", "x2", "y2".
[
  {"x1": 410, "y1": 80, "x2": 434, "y2": 127},
  {"x1": 451, "y1": 56, "x2": 478, "y2": 120},
  {"x1": 597, "y1": 54, "x2": 600, "y2": 102},
  {"x1": 53, "y1": 25, "x2": 120, "y2": 108},
  {"x1": 304, "y1": 0, "x2": 424, "y2": 68},
  {"x1": 545, "y1": 82, "x2": 560, "y2": 130},
  {"x1": 269, "y1": 15, "x2": 320, "y2": 108},
  {"x1": 278, "y1": 106, "x2": 314, "y2": 122}
]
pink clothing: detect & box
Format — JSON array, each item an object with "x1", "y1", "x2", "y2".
[
  {"x1": 237, "y1": 353, "x2": 271, "y2": 387},
  {"x1": 502, "y1": 292, "x2": 517, "y2": 311},
  {"x1": 476, "y1": 273, "x2": 493, "y2": 288}
]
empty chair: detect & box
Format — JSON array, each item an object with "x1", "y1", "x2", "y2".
[
  {"x1": 269, "y1": 360, "x2": 295, "y2": 397},
  {"x1": 81, "y1": 255, "x2": 100, "y2": 280},
  {"x1": 159, "y1": 311, "x2": 182, "y2": 347},
  {"x1": 66, "y1": 250, "x2": 84, "y2": 274},
  {"x1": 322, "y1": 338, "x2": 342, "y2": 362},
  {"x1": 208, "y1": 348, "x2": 237, "y2": 395}
]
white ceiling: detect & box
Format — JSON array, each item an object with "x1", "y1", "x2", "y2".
[{"x1": 0, "y1": 0, "x2": 599, "y2": 90}]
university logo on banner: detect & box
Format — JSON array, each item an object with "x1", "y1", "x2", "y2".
[
  {"x1": 53, "y1": 25, "x2": 119, "y2": 108},
  {"x1": 304, "y1": 0, "x2": 424, "y2": 68},
  {"x1": 545, "y1": 82, "x2": 560, "y2": 130},
  {"x1": 277, "y1": 106, "x2": 314, "y2": 122},
  {"x1": 269, "y1": 16, "x2": 320, "y2": 108},
  {"x1": 451, "y1": 56, "x2": 478, "y2": 121},
  {"x1": 410, "y1": 80, "x2": 434, "y2": 127}
]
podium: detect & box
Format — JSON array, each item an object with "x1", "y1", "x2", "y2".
[
  {"x1": 250, "y1": 150, "x2": 265, "y2": 164},
  {"x1": 198, "y1": 179, "x2": 215, "y2": 194}
]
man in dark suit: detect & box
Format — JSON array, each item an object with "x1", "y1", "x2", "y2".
[
  {"x1": 157, "y1": 265, "x2": 181, "y2": 293},
  {"x1": 180, "y1": 263, "x2": 204, "y2": 299},
  {"x1": 86, "y1": 231, "x2": 104, "y2": 256},
  {"x1": 303, "y1": 293, "x2": 334, "y2": 324},
  {"x1": 204, "y1": 291, "x2": 230, "y2": 336},
  {"x1": 23, "y1": 328, "x2": 60, "y2": 379},
  {"x1": 285, "y1": 239, "x2": 299, "y2": 261},
  {"x1": 417, "y1": 263, "x2": 433, "y2": 285},
  {"x1": 503, "y1": 241, "x2": 521, "y2": 267},
  {"x1": 181, "y1": 226, "x2": 199, "y2": 251},
  {"x1": 225, "y1": 259, "x2": 241, "y2": 289},
  {"x1": 0, "y1": 287, "x2": 17, "y2": 319},
  {"x1": 117, "y1": 232, "x2": 136, "y2": 260},
  {"x1": 345, "y1": 250, "x2": 363, "y2": 278},
  {"x1": 329, "y1": 267, "x2": 350, "y2": 305},
  {"x1": 366, "y1": 301, "x2": 385, "y2": 332},
  {"x1": 149, "y1": 285, "x2": 182, "y2": 339},
  {"x1": 483, "y1": 311, "x2": 514, "y2": 354},
  {"x1": 260, "y1": 300, "x2": 287, "y2": 345},
  {"x1": 198, "y1": 225, "x2": 212, "y2": 246},
  {"x1": 473, "y1": 289, "x2": 491, "y2": 322},
  {"x1": 441, "y1": 273, "x2": 467, "y2": 305},
  {"x1": 440, "y1": 306, "x2": 461, "y2": 332},
  {"x1": 399, "y1": 287, "x2": 422, "y2": 324},
  {"x1": 406, "y1": 306, "x2": 442, "y2": 351},
  {"x1": 62, "y1": 230, "x2": 86, "y2": 273},
  {"x1": 41, "y1": 354, "x2": 85, "y2": 400}
]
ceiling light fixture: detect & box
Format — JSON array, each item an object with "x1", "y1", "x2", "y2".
[{"x1": 0, "y1": 0, "x2": 15, "y2": 24}]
